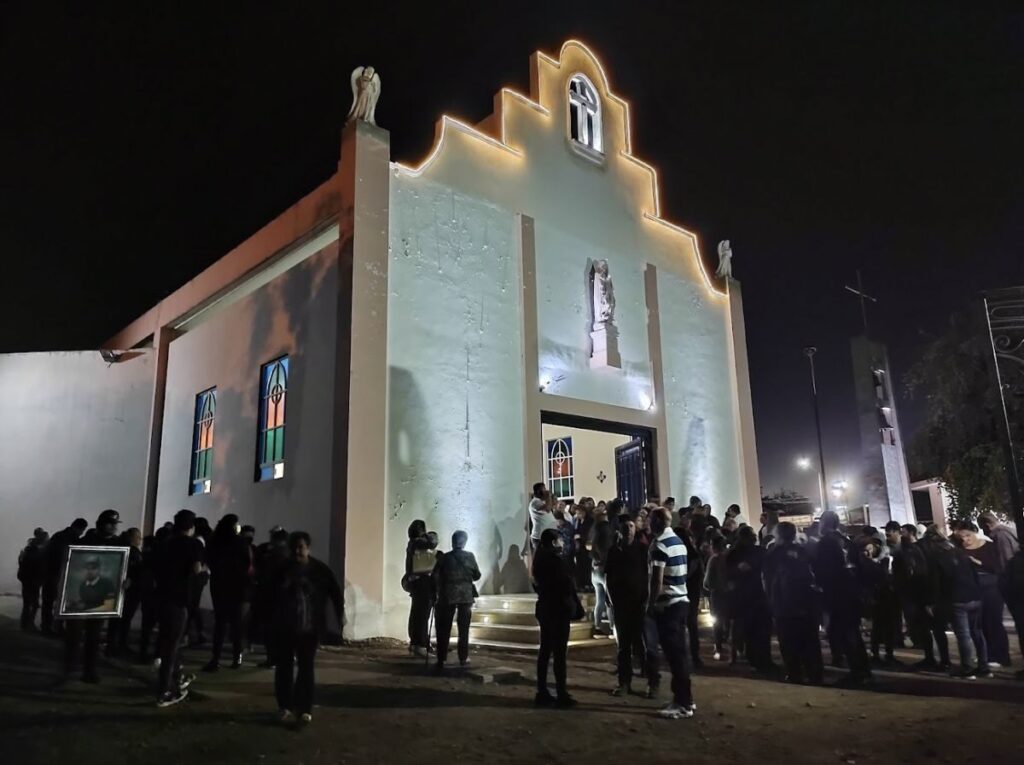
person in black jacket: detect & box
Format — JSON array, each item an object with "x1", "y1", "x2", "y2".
[
  {"x1": 725, "y1": 525, "x2": 773, "y2": 673},
  {"x1": 64, "y1": 509, "x2": 122, "y2": 681},
  {"x1": 154, "y1": 509, "x2": 205, "y2": 707},
  {"x1": 532, "y1": 528, "x2": 578, "y2": 708},
  {"x1": 813, "y1": 511, "x2": 871, "y2": 686},
  {"x1": 18, "y1": 528, "x2": 49, "y2": 631},
  {"x1": 433, "y1": 530, "x2": 481, "y2": 671},
  {"x1": 42, "y1": 518, "x2": 88, "y2": 636},
  {"x1": 113, "y1": 527, "x2": 144, "y2": 654},
  {"x1": 272, "y1": 531, "x2": 343, "y2": 725},
  {"x1": 253, "y1": 526, "x2": 289, "y2": 667},
  {"x1": 204, "y1": 514, "x2": 253, "y2": 671},
  {"x1": 403, "y1": 519, "x2": 433, "y2": 658},
  {"x1": 605, "y1": 514, "x2": 649, "y2": 695},
  {"x1": 764, "y1": 522, "x2": 823, "y2": 684}
]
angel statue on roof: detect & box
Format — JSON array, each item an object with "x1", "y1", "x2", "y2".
[
  {"x1": 347, "y1": 66, "x2": 381, "y2": 126},
  {"x1": 716, "y1": 240, "x2": 733, "y2": 279}
]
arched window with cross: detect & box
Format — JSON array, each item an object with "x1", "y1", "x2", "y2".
[{"x1": 568, "y1": 74, "x2": 603, "y2": 154}]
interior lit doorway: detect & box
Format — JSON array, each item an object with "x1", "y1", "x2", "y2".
[{"x1": 540, "y1": 411, "x2": 657, "y2": 509}]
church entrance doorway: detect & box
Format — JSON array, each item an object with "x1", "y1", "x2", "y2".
[{"x1": 540, "y1": 411, "x2": 657, "y2": 509}]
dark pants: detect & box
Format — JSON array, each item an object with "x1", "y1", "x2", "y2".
[
  {"x1": 274, "y1": 633, "x2": 318, "y2": 714},
  {"x1": 920, "y1": 605, "x2": 952, "y2": 665},
  {"x1": 537, "y1": 610, "x2": 570, "y2": 696},
  {"x1": 978, "y1": 577, "x2": 1010, "y2": 665},
  {"x1": 435, "y1": 602, "x2": 472, "y2": 665},
  {"x1": 612, "y1": 601, "x2": 647, "y2": 688},
  {"x1": 187, "y1": 572, "x2": 209, "y2": 642},
  {"x1": 686, "y1": 588, "x2": 701, "y2": 663},
  {"x1": 738, "y1": 599, "x2": 773, "y2": 670},
  {"x1": 826, "y1": 601, "x2": 870, "y2": 679},
  {"x1": 653, "y1": 601, "x2": 693, "y2": 707},
  {"x1": 211, "y1": 592, "x2": 246, "y2": 664},
  {"x1": 407, "y1": 577, "x2": 432, "y2": 648},
  {"x1": 157, "y1": 604, "x2": 188, "y2": 696},
  {"x1": 951, "y1": 600, "x2": 987, "y2": 670},
  {"x1": 1008, "y1": 600, "x2": 1024, "y2": 659},
  {"x1": 63, "y1": 619, "x2": 103, "y2": 678},
  {"x1": 116, "y1": 586, "x2": 143, "y2": 650},
  {"x1": 644, "y1": 613, "x2": 662, "y2": 687},
  {"x1": 138, "y1": 593, "x2": 159, "y2": 657},
  {"x1": 20, "y1": 580, "x2": 41, "y2": 630},
  {"x1": 709, "y1": 592, "x2": 729, "y2": 654},
  {"x1": 870, "y1": 590, "x2": 901, "y2": 659},
  {"x1": 41, "y1": 576, "x2": 58, "y2": 633},
  {"x1": 777, "y1": 615, "x2": 824, "y2": 684}
]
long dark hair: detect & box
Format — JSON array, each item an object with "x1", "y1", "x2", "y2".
[{"x1": 213, "y1": 514, "x2": 240, "y2": 547}]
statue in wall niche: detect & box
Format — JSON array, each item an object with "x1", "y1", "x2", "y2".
[
  {"x1": 590, "y1": 259, "x2": 616, "y2": 329},
  {"x1": 716, "y1": 240, "x2": 733, "y2": 279},
  {"x1": 588, "y1": 259, "x2": 621, "y2": 369},
  {"x1": 347, "y1": 66, "x2": 381, "y2": 126}
]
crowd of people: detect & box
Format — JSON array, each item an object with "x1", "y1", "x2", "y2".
[
  {"x1": 14, "y1": 490, "x2": 1024, "y2": 725},
  {"x1": 520, "y1": 487, "x2": 1024, "y2": 696},
  {"x1": 17, "y1": 509, "x2": 342, "y2": 720}
]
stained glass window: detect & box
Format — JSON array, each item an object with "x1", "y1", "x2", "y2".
[
  {"x1": 256, "y1": 357, "x2": 288, "y2": 481},
  {"x1": 546, "y1": 437, "x2": 574, "y2": 500},
  {"x1": 190, "y1": 388, "x2": 216, "y2": 495}
]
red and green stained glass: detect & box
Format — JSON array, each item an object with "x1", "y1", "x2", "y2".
[
  {"x1": 257, "y1": 357, "x2": 288, "y2": 481},
  {"x1": 190, "y1": 389, "x2": 216, "y2": 495}
]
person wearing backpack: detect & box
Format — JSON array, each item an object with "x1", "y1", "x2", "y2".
[
  {"x1": 432, "y1": 530, "x2": 481, "y2": 672},
  {"x1": 403, "y1": 520, "x2": 435, "y2": 658},
  {"x1": 764, "y1": 522, "x2": 823, "y2": 684},
  {"x1": 272, "y1": 531, "x2": 343, "y2": 725}
]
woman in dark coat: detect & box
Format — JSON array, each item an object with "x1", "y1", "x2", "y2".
[
  {"x1": 532, "y1": 528, "x2": 578, "y2": 708},
  {"x1": 403, "y1": 520, "x2": 434, "y2": 658},
  {"x1": 204, "y1": 514, "x2": 253, "y2": 671}
]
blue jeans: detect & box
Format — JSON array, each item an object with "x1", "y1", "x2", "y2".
[
  {"x1": 951, "y1": 600, "x2": 987, "y2": 670},
  {"x1": 591, "y1": 569, "x2": 614, "y2": 634}
]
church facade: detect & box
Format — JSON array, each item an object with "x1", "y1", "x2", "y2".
[{"x1": 0, "y1": 41, "x2": 759, "y2": 639}]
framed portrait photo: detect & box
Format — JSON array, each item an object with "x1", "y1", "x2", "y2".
[{"x1": 57, "y1": 545, "x2": 130, "y2": 620}]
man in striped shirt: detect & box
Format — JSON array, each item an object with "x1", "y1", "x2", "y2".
[{"x1": 648, "y1": 507, "x2": 695, "y2": 719}]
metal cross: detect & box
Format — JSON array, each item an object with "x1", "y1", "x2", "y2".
[{"x1": 844, "y1": 269, "x2": 878, "y2": 334}]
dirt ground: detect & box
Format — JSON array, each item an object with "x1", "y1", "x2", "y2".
[{"x1": 1, "y1": 597, "x2": 1023, "y2": 765}]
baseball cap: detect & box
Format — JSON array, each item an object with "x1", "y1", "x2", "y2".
[{"x1": 97, "y1": 509, "x2": 121, "y2": 526}]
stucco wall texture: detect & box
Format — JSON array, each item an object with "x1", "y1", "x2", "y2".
[{"x1": 0, "y1": 351, "x2": 153, "y2": 589}]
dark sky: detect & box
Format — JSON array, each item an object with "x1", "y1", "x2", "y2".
[{"x1": 2, "y1": 2, "x2": 1022, "y2": 503}]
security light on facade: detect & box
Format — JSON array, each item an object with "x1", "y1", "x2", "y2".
[
  {"x1": 639, "y1": 392, "x2": 654, "y2": 411},
  {"x1": 796, "y1": 456, "x2": 811, "y2": 470}
]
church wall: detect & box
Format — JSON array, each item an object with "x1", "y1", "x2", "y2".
[
  {"x1": 657, "y1": 270, "x2": 745, "y2": 517},
  {"x1": 534, "y1": 219, "x2": 654, "y2": 411},
  {"x1": 385, "y1": 174, "x2": 526, "y2": 636},
  {"x1": 154, "y1": 244, "x2": 340, "y2": 556},
  {"x1": 0, "y1": 350, "x2": 153, "y2": 588}
]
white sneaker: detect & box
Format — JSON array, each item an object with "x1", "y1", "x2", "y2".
[
  {"x1": 178, "y1": 672, "x2": 196, "y2": 691},
  {"x1": 279, "y1": 709, "x2": 295, "y2": 724},
  {"x1": 658, "y1": 702, "x2": 693, "y2": 720},
  {"x1": 713, "y1": 651, "x2": 722, "y2": 661},
  {"x1": 689, "y1": 702, "x2": 698, "y2": 712},
  {"x1": 987, "y1": 662, "x2": 1002, "y2": 670},
  {"x1": 299, "y1": 713, "x2": 313, "y2": 725},
  {"x1": 156, "y1": 689, "x2": 188, "y2": 708}
]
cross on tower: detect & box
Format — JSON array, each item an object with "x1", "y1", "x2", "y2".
[{"x1": 844, "y1": 269, "x2": 878, "y2": 334}]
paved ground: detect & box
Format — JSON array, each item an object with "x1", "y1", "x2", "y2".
[{"x1": 2, "y1": 596, "x2": 1023, "y2": 765}]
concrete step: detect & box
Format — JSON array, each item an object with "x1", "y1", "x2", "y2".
[
  {"x1": 466, "y1": 635, "x2": 614, "y2": 652},
  {"x1": 472, "y1": 610, "x2": 539, "y2": 627},
  {"x1": 466, "y1": 621, "x2": 594, "y2": 644},
  {"x1": 475, "y1": 593, "x2": 596, "y2": 615}
]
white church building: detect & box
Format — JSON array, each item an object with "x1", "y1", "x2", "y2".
[{"x1": 0, "y1": 41, "x2": 760, "y2": 639}]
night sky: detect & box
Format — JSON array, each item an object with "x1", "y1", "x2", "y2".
[{"x1": 3, "y1": 3, "x2": 1022, "y2": 504}]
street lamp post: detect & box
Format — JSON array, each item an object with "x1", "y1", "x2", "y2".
[{"x1": 803, "y1": 346, "x2": 829, "y2": 512}]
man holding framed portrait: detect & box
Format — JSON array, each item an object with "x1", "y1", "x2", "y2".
[{"x1": 59, "y1": 509, "x2": 130, "y2": 683}]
